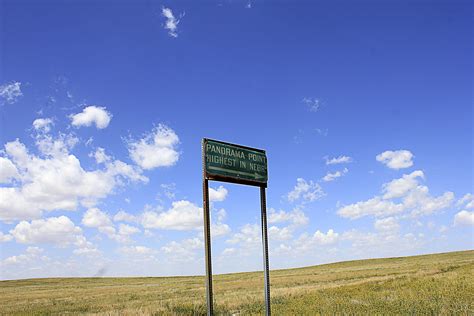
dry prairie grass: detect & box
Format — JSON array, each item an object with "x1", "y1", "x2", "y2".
[{"x1": 0, "y1": 250, "x2": 472, "y2": 315}]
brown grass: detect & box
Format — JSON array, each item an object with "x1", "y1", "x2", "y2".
[{"x1": 0, "y1": 250, "x2": 472, "y2": 315}]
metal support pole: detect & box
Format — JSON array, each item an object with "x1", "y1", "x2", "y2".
[
  {"x1": 260, "y1": 186, "x2": 271, "y2": 316},
  {"x1": 203, "y1": 178, "x2": 213, "y2": 315}
]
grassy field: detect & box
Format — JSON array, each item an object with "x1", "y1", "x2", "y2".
[{"x1": 0, "y1": 250, "x2": 472, "y2": 315}]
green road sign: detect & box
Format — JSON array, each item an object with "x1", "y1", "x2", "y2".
[{"x1": 203, "y1": 138, "x2": 268, "y2": 185}]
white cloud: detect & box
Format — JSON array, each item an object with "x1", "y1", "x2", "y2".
[
  {"x1": 33, "y1": 118, "x2": 54, "y2": 133},
  {"x1": 0, "y1": 231, "x2": 13, "y2": 242},
  {"x1": 315, "y1": 128, "x2": 328, "y2": 137},
  {"x1": 141, "y1": 200, "x2": 202, "y2": 231},
  {"x1": 113, "y1": 210, "x2": 138, "y2": 223},
  {"x1": 10, "y1": 216, "x2": 82, "y2": 246},
  {"x1": 337, "y1": 197, "x2": 405, "y2": 219},
  {"x1": 322, "y1": 168, "x2": 348, "y2": 182},
  {"x1": 0, "y1": 136, "x2": 147, "y2": 222},
  {"x1": 90, "y1": 147, "x2": 111, "y2": 164},
  {"x1": 269, "y1": 226, "x2": 293, "y2": 241},
  {"x1": 0, "y1": 157, "x2": 19, "y2": 183},
  {"x1": 127, "y1": 124, "x2": 180, "y2": 170},
  {"x1": 268, "y1": 208, "x2": 309, "y2": 227},
  {"x1": 287, "y1": 178, "x2": 325, "y2": 203},
  {"x1": 312, "y1": 229, "x2": 339, "y2": 245},
  {"x1": 338, "y1": 170, "x2": 454, "y2": 220},
  {"x1": 227, "y1": 224, "x2": 260, "y2": 247},
  {"x1": 119, "y1": 245, "x2": 154, "y2": 256},
  {"x1": 404, "y1": 186, "x2": 454, "y2": 217},
  {"x1": 341, "y1": 229, "x2": 423, "y2": 258},
  {"x1": 221, "y1": 247, "x2": 236, "y2": 256},
  {"x1": 325, "y1": 155, "x2": 352, "y2": 165},
  {"x1": 295, "y1": 229, "x2": 339, "y2": 250},
  {"x1": 162, "y1": 7, "x2": 181, "y2": 38},
  {"x1": 118, "y1": 223, "x2": 140, "y2": 236},
  {"x1": 454, "y1": 210, "x2": 474, "y2": 226},
  {"x1": 161, "y1": 237, "x2": 202, "y2": 262},
  {"x1": 70, "y1": 106, "x2": 112, "y2": 129},
  {"x1": 211, "y1": 222, "x2": 231, "y2": 237},
  {"x1": 382, "y1": 170, "x2": 424, "y2": 199},
  {"x1": 82, "y1": 208, "x2": 139, "y2": 243},
  {"x1": 374, "y1": 217, "x2": 400, "y2": 233},
  {"x1": 227, "y1": 208, "x2": 307, "y2": 253},
  {"x1": 216, "y1": 208, "x2": 226, "y2": 222},
  {"x1": 209, "y1": 186, "x2": 228, "y2": 202},
  {"x1": 73, "y1": 235, "x2": 100, "y2": 256},
  {"x1": 302, "y1": 97, "x2": 321, "y2": 112},
  {"x1": 1, "y1": 247, "x2": 46, "y2": 266},
  {"x1": 160, "y1": 183, "x2": 176, "y2": 199},
  {"x1": 82, "y1": 208, "x2": 112, "y2": 228},
  {"x1": 457, "y1": 193, "x2": 474, "y2": 209},
  {"x1": 0, "y1": 81, "x2": 22, "y2": 104},
  {"x1": 376, "y1": 150, "x2": 414, "y2": 169}
]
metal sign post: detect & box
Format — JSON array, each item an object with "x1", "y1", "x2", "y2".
[
  {"x1": 202, "y1": 138, "x2": 271, "y2": 316},
  {"x1": 260, "y1": 186, "x2": 271, "y2": 316},
  {"x1": 202, "y1": 179, "x2": 213, "y2": 315}
]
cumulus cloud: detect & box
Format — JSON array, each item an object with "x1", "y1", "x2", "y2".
[
  {"x1": 82, "y1": 208, "x2": 139, "y2": 243},
  {"x1": 268, "y1": 208, "x2": 309, "y2": 227},
  {"x1": 454, "y1": 210, "x2": 474, "y2": 226},
  {"x1": 127, "y1": 124, "x2": 180, "y2": 170},
  {"x1": 312, "y1": 229, "x2": 339, "y2": 245},
  {"x1": 162, "y1": 7, "x2": 182, "y2": 38},
  {"x1": 457, "y1": 193, "x2": 474, "y2": 209},
  {"x1": 90, "y1": 147, "x2": 111, "y2": 164},
  {"x1": 161, "y1": 237, "x2": 203, "y2": 260},
  {"x1": 70, "y1": 106, "x2": 112, "y2": 129},
  {"x1": 0, "y1": 134, "x2": 147, "y2": 222},
  {"x1": 221, "y1": 247, "x2": 236, "y2": 256},
  {"x1": 227, "y1": 208, "x2": 308, "y2": 253},
  {"x1": 118, "y1": 223, "x2": 140, "y2": 236},
  {"x1": 0, "y1": 157, "x2": 19, "y2": 183},
  {"x1": 337, "y1": 170, "x2": 454, "y2": 219},
  {"x1": 72, "y1": 237, "x2": 100, "y2": 256},
  {"x1": 113, "y1": 210, "x2": 138, "y2": 223},
  {"x1": 268, "y1": 226, "x2": 293, "y2": 241},
  {"x1": 294, "y1": 229, "x2": 339, "y2": 250},
  {"x1": 141, "y1": 200, "x2": 202, "y2": 231},
  {"x1": 10, "y1": 216, "x2": 82, "y2": 245},
  {"x1": 160, "y1": 183, "x2": 176, "y2": 200},
  {"x1": 209, "y1": 186, "x2": 228, "y2": 202},
  {"x1": 227, "y1": 224, "x2": 260, "y2": 246},
  {"x1": 325, "y1": 155, "x2": 352, "y2": 165},
  {"x1": 0, "y1": 231, "x2": 13, "y2": 242},
  {"x1": 374, "y1": 217, "x2": 400, "y2": 234},
  {"x1": 382, "y1": 170, "x2": 424, "y2": 199},
  {"x1": 1, "y1": 247, "x2": 46, "y2": 266},
  {"x1": 338, "y1": 197, "x2": 405, "y2": 219},
  {"x1": 404, "y1": 186, "x2": 454, "y2": 217},
  {"x1": 322, "y1": 168, "x2": 348, "y2": 182},
  {"x1": 33, "y1": 118, "x2": 54, "y2": 133},
  {"x1": 211, "y1": 222, "x2": 231, "y2": 237},
  {"x1": 341, "y1": 229, "x2": 423, "y2": 258},
  {"x1": 82, "y1": 208, "x2": 113, "y2": 228},
  {"x1": 302, "y1": 97, "x2": 321, "y2": 112},
  {"x1": 0, "y1": 81, "x2": 22, "y2": 104},
  {"x1": 119, "y1": 246, "x2": 155, "y2": 259},
  {"x1": 287, "y1": 178, "x2": 325, "y2": 202},
  {"x1": 376, "y1": 150, "x2": 414, "y2": 169}
]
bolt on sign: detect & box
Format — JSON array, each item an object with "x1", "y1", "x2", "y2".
[{"x1": 202, "y1": 138, "x2": 271, "y2": 316}]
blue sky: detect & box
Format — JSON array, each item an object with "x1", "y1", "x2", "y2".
[{"x1": 0, "y1": 0, "x2": 472, "y2": 279}]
